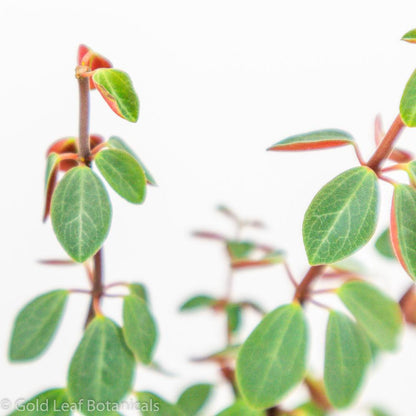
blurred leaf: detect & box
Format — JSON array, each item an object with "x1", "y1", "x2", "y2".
[
  {"x1": 8, "y1": 389, "x2": 70, "y2": 416},
  {"x1": 371, "y1": 406, "x2": 393, "y2": 416},
  {"x1": 391, "y1": 184, "x2": 416, "y2": 279},
  {"x1": 324, "y1": 311, "x2": 371, "y2": 408},
  {"x1": 216, "y1": 400, "x2": 265, "y2": 416},
  {"x1": 292, "y1": 401, "x2": 326, "y2": 416},
  {"x1": 136, "y1": 392, "x2": 184, "y2": 416},
  {"x1": 192, "y1": 344, "x2": 241, "y2": 363},
  {"x1": 400, "y1": 286, "x2": 416, "y2": 325},
  {"x1": 180, "y1": 295, "x2": 217, "y2": 311},
  {"x1": 268, "y1": 129, "x2": 353, "y2": 151},
  {"x1": 226, "y1": 241, "x2": 256, "y2": 260},
  {"x1": 303, "y1": 167, "x2": 378, "y2": 265},
  {"x1": 192, "y1": 230, "x2": 227, "y2": 241},
  {"x1": 231, "y1": 250, "x2": 284, "y2": 269},
  {"x1": 177, "y1": 384, "x2": 213, "y2": 416},
  {"x1": 95, "y1": 148, "x2": 146, "y2": 204},
  {"x1": 338, "y1": 280, "x2": 402, "y2": 350},
  {"x1": 402, "y1": 28, "x2": 416, "y2": 43},
  {"x1": 123, "y1": 295, "x2": 157, "y2": 364},
  {"x1": 226, "y1": 303, "x2": 242, "y2": 334},
  {"x1": 43, "y1": 152, "x2": 60, "y2": 221},
  {"x1": 375, "y1": 228, "x2": 396, "y2": 260},
  {"x1": 93, "y1": 68, "x2": 139, "y2": 122},
  {"x1": 51, "y1": 166, "x2": 111, "y2": 262},
  {"x1": 129, "y1": 282, "x2": 149, "y2": 303},
  {"x1": 108, "y1": 136, "x2": 157, "y2": 185},
  {"x1": 400, "y1": 70, "x2": 416, "y2": 126},
  {"x1": 9, "y1": 290, "x2": 68, "y2": 361},
  {"x1": 236, "y1": 303, "x2": 307, "y2": 409},
  {"x1": 68, "y1": 317, "x2": 134, "y2": 415}
]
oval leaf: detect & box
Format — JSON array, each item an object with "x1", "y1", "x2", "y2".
[
  {"x1": 303, "y1": 167, "x2": 378, "y2": 265},
  {"x1": 268, "y1": 129, "x2": 353, "y2": 151},
  {"x1": 402, "y1": 28, "x2": 416, "y2": 43},
  {"x1": 68, "y1": 316, "x2": 134, "y2": 414},
  {"x1": 177, "y1": 384, "x2": 213, "y2": 416},
  {"x1": 9, "y1": 290, "x2": 68, "y2": 361},
  {"x1": 108, "y1": 136, "x2": 157, "y2": 185},
  {"x1": 136, "y1": 392, "x2": 184, "y2": 416},
  {"x1": 95, "y1": 149, "x2": 146, "y2": 204},
  {"x1": 375, "y1": 228, "x2": 396, "y2": 260},
  {"x1": 324, "y1": 311, "x2": 371, "y2": 408},
  {"x1": 180, "y1": 295, "x2": 217, "y2": 311},
  {"x1": 129, "y1": 282, "x2": 149, "y2": 303},
  {"x1": 391, "y1": 184, "x2": 416, "y2": 279},
  {"x1": 226, "y1": 303, "x2": 242, "y2": 334},
  {"x1": 236, "y1": 303, "x2": 307, "y2": 409},
  {"x1": 216, "y1": 400, "x2": 265, "y2": 416},
  {"x1": 93, "y1": 69, "x2": 139, "y2": 122},
  {"x1": 51, "y1": 166, "x2": 111, "y2": 262},
  {"x1": 123, "y1": 295, "x2": 157, "y2": 364},
  {"x1": 400, "y1": 69, "x2": 416, "y2": 127},
  {"x1": 9, "y1": 389, "x2": 70, "y2": 416},
  {"x1": 338, "y1": 280, "x2": 402, "y2": 350}
]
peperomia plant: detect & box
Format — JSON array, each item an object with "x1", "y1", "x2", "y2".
[{"x1": 6, "y1": 45, "x2": 203, "y2": 416}]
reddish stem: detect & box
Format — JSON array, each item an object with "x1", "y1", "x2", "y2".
[
  {"x1": 294, "y1": 265, "x2": 326, "y2": 304},
  {"x1": 366, "y1": 114, "x2": 405, "y2": 172}
]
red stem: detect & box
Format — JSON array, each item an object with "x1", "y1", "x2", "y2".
[
  {"x1": 294, "y1": 265, "x2": 326, "y2": 304},
  {"x1": 366, "y1": 114, "x2": 405, "y2": 172}
]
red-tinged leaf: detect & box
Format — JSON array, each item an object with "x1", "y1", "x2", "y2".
[
  {"x1": 93, "y1": 68, "x2": 139, "y2": 122},
  {"x1": 232, "y1": 250, "x2": 284, "y2": 269},
  {"x1": 402, "y1": 29, "x2": 416, "y2": 43},
  {"x1": 192, "y1": 230, "x2": 227, "y2": 241},
  {"x1": 268, "y1": 129, "x2": 353, "y2": 152},
  {"x1": 391, "y1": 184, "x2": 416, "y2": 279},
  {"x1": 47, "y1": 137, "x2": 78, "y2": 171},
  {"x1": 38, "y1": 259, "x2": 76, "y2": 266},
  {"x1": 43, "y1": 153, "x2": 60, "y2": 222},
  {"x1": 78, "y1": 45, "x2": 112, "y2": 89},
  {"x1": 399, "y1": 286, "x2": 416, "y2": 325}
]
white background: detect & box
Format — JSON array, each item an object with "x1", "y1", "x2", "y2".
[{"x1": 1, "y1": 0, "x2": 416, "y2": 415}]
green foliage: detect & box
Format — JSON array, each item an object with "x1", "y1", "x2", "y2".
[
  {"x1": 400, "y1": 69, "x2": 416, "y2": 126},
  {"x1": 402, "y1": 28, "x2": 416, "y2": 43},
  {"x1": 129, "y1": 282, "x2": 149, "y2": 303},
  {"x1": 95, "y1": 148, "x2": 147, "y2": 203},
  {"x1": 93, "y1": 68, "x2": 139, "y2": 122},
  {"x1": 391, "y1": 184, "x2": 416, "y2": 279},
  {"x1": 67, "y1": 317, "x2": 135, "y2": 415},
  {"x1": 375, "y1": 228, "x2": 396, "y2": 259},
  {"x1": 136, "y1": 392, "x2": 184, "y2": 416},
  {"x1": 51, "y1": 166, "x2": 111, "y2": 262},
  {"x1": 324, "y1": 311, "x2": 371, "y2": 408},
  {"x1": 44, "y1": 152, "x2": 59, "y2": 188},
  {"x1": 226, "y1": 303, "x2": 242, "y2": 333},
  {"x1": 216, "y1": 400, "x2": 265, "y2": 416},
  {"x1": 303, "y1": 166, "x2": 378, "y2": 265},
  {"x1": 338, "y1": 280, "x2": 402, "y2": 350},
  {"x1": 9, "y1": 290, "x2": 68, "y2": 361},
  {"x1": 177, "y1": 384, "x2": 213, "y2": 416},
  {"x1": 8, "y1": 389, "x2": 70, "y2": 416},
  {"x1": 236, "y1": 303, "x2": 307, "y2": 409},
  {"x1": 108, "y1": 136, "x2": 157, "y2": 185},
  {"x1": 291, "y1": 402, "x2": 326, "y2": 416},
  {"x1": 226, "y1": 241, "x2": 255, "y2": 259},
  {"x1": 123, "y1": 295, "x2": 157, "y2": 364},
  {"x1": 180, "y1": 295, "x2": 217, "y2": 311},
  {"x1": 371, "y1": 407, "x2": 393, "y2": 416},
  {"x1": 268, "y1": 129, "x2": 353, "y2": 151}
]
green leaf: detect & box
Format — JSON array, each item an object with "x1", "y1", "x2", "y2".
[
  {"x1": 177, "y1": 384, "x2": 213, "y2": 416},
  {"x1": 226, "y1": 241, "x2": 256, "y2": 260},
  {"x1": 216, "y1": 401, "x2": 265, "y2": 416},
  {"x1": 123, "y1": 295, "x2": 157, "y2": 364},
  {"x1": 43, "y1": 152, "x2": 60, "y2": 221},
  {"x1": 303, "y1": 166, "x2": 378, "y2": 265},
  {"x1": 293, "y1": 401, "x2": 326, "y2": 416},
  {"x1": 236, "y1": 303, "x2": 307, "y2": 409},
  {"x1": 51, "y1": 166, "x2": 111, "y2": 262},
  {"x1": 324, "y1": 311, "x2": 371, "y2": 408},
  {"x1": 371, "y1": 407, "x2": 393, "y2": 416},
  {"x1": 391, "y1": 184, "x2": 416, "y2": 278},
  {"x1": 180, "y1": 295, "x2": 217, "y2": 311},
  {"x1": 95, "y1": 148, "x2": 146, "y2": 204},
  {"x1": 400, "y1": 69, "x2": 416, "y2": 127},
  {"x1": 129, "y1": 282, "x2": 149, "y2": 303},
  {"x1": 9, "y1": 389, "x2": 70, "y2": 416},
  {"x1": 136, "y1": 392, "x2": 184, "y2": 416},
  {"x1": 375, "y1": 228, "x2": 396, "y2": 260},
  {"x1": 402, "y1": 28, "x2": 416, "y2": 43},
  {"x1": 268, "y1": 129, "x2": 354, "y2": 151},
  {"x1": 226, "y1": 303, "x2": 242, "y2": 334},
  {"x1": 93, "y1": 68, "x2": 139, "y2": 122},
  {"x1": 338, "y1": 280, "x2": 402, "y2": 350},
  {"x1": 9, "y1": 290, "x2": 68, "y2": 361},
  {"x1": 108, "y1": 136, "x2": 157, "y2": 185},
  {"x1": 67, "y1": 316, "x2": 135, "y2": 415}
]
